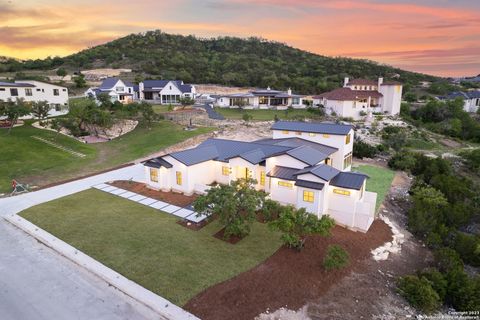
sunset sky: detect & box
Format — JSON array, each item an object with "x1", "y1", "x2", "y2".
[{"x1": 0, "y1": 0, "x2": 479, "y2": 77}]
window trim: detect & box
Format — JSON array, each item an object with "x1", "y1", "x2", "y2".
[
  {"x1": 149, "y1": 168, "x2": 158, "y2": 182},
  {"x1": 333, "y1": 188, "x2": 351, "y2": 196},
  {"x1": 303, "y1": 190, "x2": 314, "y2": 203},
  {"x1": 176, "y1": 171, "x2": 182, "y2": 185}
]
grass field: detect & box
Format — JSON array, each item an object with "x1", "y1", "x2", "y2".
[
  {"x1": 355, "y1": 164, "x2": 396, "y2": 210},
  {"x1": 214, "y1": 108, "x2": 320, "y2": 121},
  {"x1": 19, "y1": 188, "x2": 282, "y2": 306},
  {"x1": 0, "y1": 121, "x2": 213, "y2": 193}
]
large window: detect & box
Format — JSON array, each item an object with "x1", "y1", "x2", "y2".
[
  {"x1": 176, "y1": 171, "x2": 182, "y2": 185},
  {"x1": 278, "y1": 181, "x2": 293, "y2": 188},
  {"x1": 303, "y1": 190, "x2": 314, "y2": 203},
  {"x1": 343, "y1": 152, "x2": 352, "y2": 169},
  {"x1": 222, "y1": 166, "x2": 230, "y2": 176},
  {"x1": 292, "y1": 97, "x2": 300, "y2": 105},
  {"x1": 259, "y1": 96, "x2": 269, "y2": 104},
  {"x1": 25, "y1": 88, "x2": 32, "y2": 96},
  {"x1": 282, "y1": 130, "x2": 289, "y2": 134},
  {"x1": 10, "y1": 88, "x2": 18, "y2": 96},
  {"x1": 260, "y1": 171, "x2": 265, "y2": 186},
  {"x1": 115, "y1": 86, "x2": 124, "y2": 92},
  {"x1": 53, "y1": 89, "x2": 59, "y2": 96},
  {"x1": 150, "y1": 168, "x2": 158, "y2": 182},
  {"x1": 333, "y1": 188, "x2": 351, "y2": 196},
  {"x1": 345, "y1": 133, "x2": 351, "y2": 144}
]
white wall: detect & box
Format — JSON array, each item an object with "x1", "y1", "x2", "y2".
[
  {"x1": 296, "y1": 187, "x2": 322, "y2": 216},
  {"x1": 379, "y1": 84, "x2": 402, "y2": 115},
  {"x1": 269, "y1": 177, "x2": 297, "y2": 205}
]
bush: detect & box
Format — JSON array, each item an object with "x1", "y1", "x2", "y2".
[
  {"x1": 388, "y1": 152, "x2": 418, "y2": 171},
  {"x1": 260, "y1": 199, "x2": 282, "y2": 222},
  {"x1": 353, "y1": 139, "x2": 378, "y2": 159},
  {"x1": 418, "y1": 268, "x2": 448, "y2": 301},
  {"x1": 452, "y1": 232, "x2": 480, "y2": 267},
  {"x1": 434, "y1": 247, "x2": 463, "y2": 273},
  {"x1": 323, "y1": 244, "x2": 350, "y2": 271},
  {"x1": 397, "y1": 275, "x2": 441, "y2": 313}
]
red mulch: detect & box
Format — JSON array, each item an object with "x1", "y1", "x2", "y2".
[
  {"x1": 108, "y1": 180, "x2": 197, "y2": 207},
  {"x1": 213, "y1": 227, "x2": 245, "y2": 244},
  {"x1": 184, "y1": 220, "x2": 393, "y2": 320}
]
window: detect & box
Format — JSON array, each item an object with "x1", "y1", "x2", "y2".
[
  {"x1": 323, "y1": 134, "x2": 330, "y2": 138},
  {"x1": 25, "y1": 88, "x2": 32, "y2": 96},
  {"x1": 55, "y1": 104, "x2": 61, "y2": 111},
  {"x1": 345, "y1": 134, "x2": 351, "y2": 144},
  {"x1": 0, "y1": 88, "x2": 5, "y2": 91},
  {"x1": 278, "y1": 181, "x2": 293, "y2": 188},
  {"x1": 176, "y1": 171, "x2": 182, "y2": 185},
  {"x1": 36, "y1": 88, "x2": 41, "y2": 92},
  {"x1": 53, "y1": 89, "x2": 59, "y2": 96},
  {"x1": 309, "y1": 133, "x2": 316, "y2": 137},
  {"x1": 282, "y1": 130, "x2": 289, "y2": 134},
  {"x1": 10, "y1": 88, "x2": 18, "y2": 96},
  {"x1": 333, "y1": 188, "x2": 351, "y2": 196},
  {"x1": 343, "y1": 152, "x2": 352, "y2": 169},
  {"x1": 325, "y1": 158, "x2": 332, "y2": 166},
  {"x1": 222, "y1": 166, "x2": 230, "y2": 176},
  {"x1": 150, "y1": 168, "x2": 158, "y2": 182},
  {"x1": 260, "y1": 171, "x2": 265, "y2": 186},
  {"x1": 115, "y1": 86, "x2": 124, "y2": 92},
  {"x1": 63, "y1": 88, "x2": 67, "y2": 91},
  {"x1": 292, "y1": 97, "x2": 300, "y2": 105},
  {"x1": 295, "y1": 131, "x2": 302, "y2": 135},
  {"x1": 303, "y1": 190, "x2": 314, "y2": 202}
]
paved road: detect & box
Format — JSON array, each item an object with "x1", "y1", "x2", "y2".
[
  {"x1": 0, "y1": 164, "x2": 164, "y2": 320},
  {"x1": 196, "y1": 104, "x2": 225, "y2": 120}
]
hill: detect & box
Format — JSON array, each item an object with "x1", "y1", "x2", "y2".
[{"x1": 0, "y1": 30, "x2": 439, "y2": 94}]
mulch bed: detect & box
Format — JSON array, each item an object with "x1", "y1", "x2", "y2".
[
  {"x1": 176, "y1": 219, "x2": 212, "y2": 231},
  {"x1": 213, "y1": 227, "x2": 245, "y2": 244},
  {"x1": 108, "y1": 180, "x2": 197, "y2": 207},
  {"x1": 184, "y1": 220, "x2": 393, "y2": 320}
]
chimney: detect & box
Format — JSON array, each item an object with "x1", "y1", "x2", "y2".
[
  {"x1": 344, "y1": 77, "x2": 349, "y2": 87},
  {"x1": 267, "y1": 86, "x2": 271, "y2": 91},
  {"x1": 287, "y1": 88, "x2": 292, "y2": 96},
  {"x1": 378, "y1": 77, "x2": 384, "y2": 87}
]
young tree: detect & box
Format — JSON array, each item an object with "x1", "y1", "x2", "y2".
[
  {"x1": 31, "y1": 101, "x2": 51, "y2": 123},
  {"x1": 193, "y1": 178, "x2": 266, "y2": 239},
  {"x1": 242, "y1": 112, "x2": 253, "y2": 123},
  {"x1": 74, "y1": 74, "x2": 87, "y2": 88},
  {"x1": 56, "y1": 68, "x2": 67, "y2": 77},
  {"x1": 0, "y1": 98, "x2": 31, "y2": 134},
  {"x1": 50, "y1": 118, "x2": 62, "y2": 140},
  {"x1": 139, "y1": 102, "x2": 157, "y2": 128},
  {"x1": 270, "y1": 206, "x2": 335, "y2": 250},
  {"x1": 179, "y1": 96, "x2": 195, "y2": 109}
]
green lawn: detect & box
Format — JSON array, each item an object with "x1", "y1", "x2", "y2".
[
  {"x1": 19, "y1": 189, "x2": 282, "y2": 306},
  {"x1": 152, "y1": 105, "x2": 171, "y2": 114},
  {"x1": 354, "y1": 164, "x2": 396, "y2": 210},
  {"x1": 215, "y1": 108, "x2": 319, "y2": 121},
  {"x1": 0, "y1": 121, "x2": 214, "y2": 193}
]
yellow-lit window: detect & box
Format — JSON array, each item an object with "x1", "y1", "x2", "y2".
[
  {"x1": 323, "y1": 134, "x2": 330, "y2": 138},
  {"x1": 282, "y1": 130, "x2": 290, "y2": 134},
  {"x1": 260, "y1": 171, "x2": 265, "y2": 186},
  {"x1": 295, "y1": 131, "x2": 302, "y2": 135},
  {"x1": 176, "y1": 171, "x2": 182, "y2": 185},
  {"x1": 303, "y1": 191, "x2": 314, "y2": 202},
  {"x1": 309, "y1": 133, "x2": 316, "y2": 137},
  {"x1": 222, "y1": 166, "x2": 230, "y2": 176},
  {"x1": 278, "y1": 181, "x2": 293, "y2": 188},
  {"x1": 326, "y1": 158, "x2": 332, "y2": 166},
  {"x1": 343, "y1": 152, "x2": 352, "y2": 169},
  {"x1": 149, "y1": 168, "x2": 158, "y2": 182},
  {"x1": 345, "y1": 134, "x2": 351, "y2": 144},
  {"x1": 333, "y1": 189, "x2": 351, "y2": 196}
]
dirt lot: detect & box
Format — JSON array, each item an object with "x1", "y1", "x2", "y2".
[
  {"x1": 185, "y1": 221, "x2": 392, "y2": 320},
  {"x1": 108, "y1": 180, "x2": 197, "y2": 207}
]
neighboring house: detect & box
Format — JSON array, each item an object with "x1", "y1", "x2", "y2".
[
  {"x1": 0, "y1": 80, "x2": 69, "y2": 116},
  {"x1": 85, "y1": 78, "x2": 135, "y2": 104},
  {"x1": 139, "y1": 80, "x2": 196, "y2": 104},
  {"x1": 439, "y1": 91, "x2": 480, "y2": 113},
  {"x1": 143, "y1": 121, "x2": 377, "y2": 232},
  {"x1": 313, "y1": 77, "x2": 403, "y2": 120},
  {"x1": 215, "y1": 87, "x2": 304, "y2": 110}
]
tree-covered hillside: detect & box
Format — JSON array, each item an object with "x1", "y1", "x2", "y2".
[{"x1": 0, "y1": 30, "x2": 438, "y2": 94}]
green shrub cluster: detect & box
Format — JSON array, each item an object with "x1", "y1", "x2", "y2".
[{"x1": 323, "y1": 245, "x2": 350, "y2": 271}]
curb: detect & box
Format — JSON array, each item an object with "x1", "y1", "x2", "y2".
[{"x1": 4, "y1": 214, "x2": 199, "y2": 320}]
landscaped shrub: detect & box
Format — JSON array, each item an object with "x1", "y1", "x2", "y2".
[
  {"x1": 269, "y1": 206, "x2": 335, "y2": 250},
  {"x1": 388, "y1": 152, "x2": 418, "y2": 171},
  {"x1": 353, "y1": 139, "x2": 378, "y2": 159},
  {"x1": 397, "y1": 275, "x2": 441, "y2": 313},
  {"x1": 323, "y1": 244, "x2": 350, "y2": 271},
  {"x1": 260, "y1": 199, "x2": 282, "y2": 222}
]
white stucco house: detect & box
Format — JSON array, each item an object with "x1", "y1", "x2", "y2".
[
  {"x1": 313, "y1": 77, "x2": 403, "y2": 120},
  {"x1": 0, "y1": 80, "x2": 69, "y2": 116},
  {"x1": 439, "y1": 91, "x2": 480, "y2": 113},
  {"x1": 85, "y1": 78, "x2": 135, "y2": 104},
  {"x1": 139, "y1": 80, "x2": 196, "y2": 104},
  {"x1": 215, "y1": 87, "x2": 304, "y2": 110},
  {"x1": 143, "y1": 121, "x2": 378, "y2": 232}
]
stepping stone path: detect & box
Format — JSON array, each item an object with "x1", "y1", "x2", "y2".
[
  {"x1": 92, "y1": 183, "x2": 208, "y2": 223},
  {"x1": 32, "y1": 136, "x2": 86, "y2": 158}
]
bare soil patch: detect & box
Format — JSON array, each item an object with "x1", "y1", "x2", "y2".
[
  {"x1": 213, "y1": 227, "x2": 245, "y2": 244},
  {"x1": 184, "y1": 220, "x2": 392, "y2": 320},
  {"x1": 108, "y1": 180, "x2": 197, "y2": 207},
  {"x1": 439, "y1": 138, "x2": 462, "y2": 148}
]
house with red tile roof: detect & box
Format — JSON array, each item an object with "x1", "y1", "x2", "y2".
[{"x1": 313, "y1": 77, "x2": 403, "y2": 120}]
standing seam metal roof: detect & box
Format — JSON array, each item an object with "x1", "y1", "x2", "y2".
[{"x1": 329, "y1": 172, "x2": 368, "y2": 190}]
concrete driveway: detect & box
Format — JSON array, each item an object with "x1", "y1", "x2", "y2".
[{"x1": 0, "y1": 164, "x2": 166, "y2": 320}]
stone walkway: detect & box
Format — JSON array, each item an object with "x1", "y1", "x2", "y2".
[{"x1": 93, "y1": 183, "x2": 208, "y2": 223}]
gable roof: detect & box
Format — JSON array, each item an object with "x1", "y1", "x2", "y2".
[
  {"x1": 168, "y1": 145, "x2": 219, "y2": 166},
  {"x1": 267, "y1": 166, "x2": 299, "y2": 181},
  {"x1": 144, "y1": 157, "x2": 173, "y2": 169},
  {"x1": 99, "y1": 77, "x2": 121, "y2": 90},
  {"x1": 295, "y1": 179, "x2": 324, "y2": 190},
  {"x1": 254, "y1": 137, "x2": 338, "y2": 156},
  {"x1": 271, "y1": 121, "x2": 353, "y2": 135},
  {"x1": 142, "y1": 80, "x2": 193, "y2": 93},
  {"x1": 294, "y1": 164, "x2": 340, "y2": 181},
  {"x1": 330, "y1": 171, "x2": 368, "y2": 190},
  {"x1": 441, "y1": 91, "x2": 480, "y2": 100},
  {"x1": 314, "y1": 87, "x2": 383, "y2": 101},
  {"x1": 285, "y1": 145, "x2": 329, "y2": 166}
]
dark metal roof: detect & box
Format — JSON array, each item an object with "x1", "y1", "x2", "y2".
[
  {"x1": 254, "y1": 137, "x2": 338, "y2": 156},
  {"x1": 168, "y1": 145, "x2": 219, "y2": 166},
  {"x1": 286, "y1": 145, "x2": 329, "y2": 166},
  {"x1": 0, "y1": 81, "x2": 35, "y2": 88},
  {"x1": 440, "y1": 91, "x2": 480, "y2": 100},
  {"x1": 99, "y1": 78, "x2": 120, "y2": 89},
  {"x1": 267, "y1": 166, "x2": 298, "y2": 181},
  {"x1": 295, "y1": 179, "x2": 324, "y2": 190},
  {"x1": 330, "y1": 172, "x2": 368, "y2": 190},
  {"x1": 142, "y1": 80, "x2": 193, "y2": 93},
  {"x1": 295, "y1": 164, "x2": 340, "y2": 181},
  {"x1": 239, "y1": 149, "x2": 266, "y2": 164},
  {"x1": 271, "y1": 121, "x2": 353, "y2": 135},
  {"x1": 144, "y1": 158, "x2": 173, "y2": 169}
]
